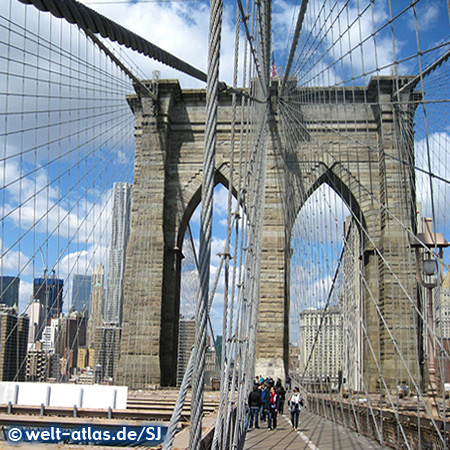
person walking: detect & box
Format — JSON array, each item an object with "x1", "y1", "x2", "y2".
[
  {"x1": 288, "y1": 387, "x2": 304, "y2": 430},
  {"x1": 267, "y1": 386, "x2": 280, "y2": 430},
  {"x1": 248, "y1": 385, "x2": 262, "y2": 430},
  {"x1": 286, "y1": 375, "x2": 291, "y2": 391},
  {"x1": 277, "y1": 384, "x2": 286, "y2": 414},
  {"x1": 260, "y1": 383, "x2": 269, "y2": 422},
  {"x1": 275, "y1": 378, "x2": 282, "y2": 389}
]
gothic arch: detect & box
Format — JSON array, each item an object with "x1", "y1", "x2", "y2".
[
  {"x1": 176, "y1": 166, "x2": 241, "y2": 251},
  {"x1": 119, "y1": 77, "x2": 419, "y2": 390},
  {"x1": 288, "y1": 167, "x2": 367, "y2": 244}
]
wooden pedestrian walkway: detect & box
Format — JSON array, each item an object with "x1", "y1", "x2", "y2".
[{"x1": 243, "y1": 410, "x2": 390, "y2": 450}]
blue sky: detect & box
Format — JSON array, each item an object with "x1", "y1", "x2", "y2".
[{"x1": 1, "y1": 0, "x2": 450, "y2": 342}]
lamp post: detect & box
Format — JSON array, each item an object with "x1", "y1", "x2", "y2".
[{"x1": 412, "y1": 217, "x2": 449, "y2": 418}]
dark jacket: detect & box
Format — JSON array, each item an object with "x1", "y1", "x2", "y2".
[
  {"x1": 248, "y1": 390, "x2": 262, "y2": 408},
  {"x1": 268, "y1": 392, "x2": 280, "y2": 410}
]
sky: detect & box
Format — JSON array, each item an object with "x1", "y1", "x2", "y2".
[
  {"x1": 70, "y1": 0, "x2": 450, "y2": 89},
  {"x1": 1, "y1": 0, "x2": 450, "y2": 342}
]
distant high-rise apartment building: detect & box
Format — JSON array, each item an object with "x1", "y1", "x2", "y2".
[
  {"x1": 88, "y1": 347, "x2": 95, "y2": 368},
  {"x1": 25, "y1": 342, "x2": 48, "y2": 382},
  {"x1": 48, "y1": 353, "x2": 61, "y2": 381},
  {"x1": 215, "y1": 335, "x2": 223, "y2": 367},
  {"x1": 71, "y1": 274, "x2": 92, "y2": 316},
  {"x1": 205, "y1": 345, "x2": 220, "y2": 385},
  {"x1": 33, "y1": 273, "x2": 64, "y2": 321},
  {"x1": 77, "y1": 347, "x2": 89, "y2": 369},
  {"x1": 340, "y1": 217, "x2": 363, "y2": 392},
  {"x1": 177, "y1": 318, "x2": 196, "y2": 387},
  {"x1": 299, "y1": 306, "x2": 343, "y2": 384},
  {"x1": 0, "y1": 276, "x2": 19, "y2": 307},
  {"x1": 437, "y1": 272, "x2": 450, "y2": 339},
  {"x1": 56, "y1": 312, "x2": 87, "y2": 373},
  {"x1": 87, "y1": 264, "x2": 104, "y2": 348},
  {"x1": 26, "y1": 299, "x2": 45, "y2": 344},
  {"x1": 41, "y1": 318, "x2": 60, "y2": 353},
  {"x1": 0, "y1": 305, "x2": 29, "y2": 381},
  {"x1": 103, "y1": 183, "x2": 131, "y2": 325},
  {"x1": 94, "y1": 325, "x2": 121, "y2": 383}
]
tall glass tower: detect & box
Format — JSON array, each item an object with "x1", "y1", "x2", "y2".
[
  {"x1": 103, "y1": 182, "x2": 131, "y2": 325},
  {"x1": 71, "y1": 274, "x2": 92, "y2": 316}
]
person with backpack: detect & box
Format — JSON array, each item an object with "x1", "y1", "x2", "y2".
[{"x1": 288, "y1": 387, "x2": 304, "y2": 430}]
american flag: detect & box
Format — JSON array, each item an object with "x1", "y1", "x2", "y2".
[{"x1": 271, "y1": 51, "x2": 277, "y2": 77}]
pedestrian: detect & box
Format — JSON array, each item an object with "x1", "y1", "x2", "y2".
[
  {"x1": 275, "y1": 377, "x2": 282, "y2": 389},
  {"x1": 267, "y1": 386, "x2": 280, "y2": 430},
  {"x1": 288, "y1": 387, "x2": 304, "y2": 430},
  {"x1": 260, "y1": 383, "x2": 269, "y2": 422},
  {"x1": 248, "y1": 385, "x2": 262, "y2": 430},
  {"x1": 265, "y1": 376, "x2": 274, "y2": 388},
  {"x1": 277, "y1": 384, "x2": 286, "y2": 413},
  {"x1": 286, "y1": 375, "x2": 291, "y2": 391},
  {"x1": 244, "y1": 405, "x2": 249, "y2": 431}
]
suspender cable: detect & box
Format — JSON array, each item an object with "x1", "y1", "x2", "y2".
[
  {"x1": 189, "y1": 0, "x2": 223, "y2": 442},
  {"x1": 18, "y1": 0, "x2": 208, "y2": 83},
  {"x1": 280, "y1": 0, "x2": 309, "y2": 94}
]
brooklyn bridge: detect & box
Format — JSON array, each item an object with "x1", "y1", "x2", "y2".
[{"x1": 0, "y1": 0, "x2": 450, "y2": 448}]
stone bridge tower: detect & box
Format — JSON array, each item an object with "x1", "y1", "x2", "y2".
[{"x1": 116, "y1": 77, "x2": 420, "y2": 391}]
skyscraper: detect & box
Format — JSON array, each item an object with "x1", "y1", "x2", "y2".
[
  {"x1": 437, "y1": 272, "x2": 450, "y2": 339},
  {"x1": 25, "y1": 342, "x2": 49, "y2": 382},
  {"x1": 25, "y1": 299, "x2": 45, "y2": 343},
  {"x1": 71, "y1": 274, "x2": 92, "y2": 316},
  {"x1": 94, "y1": 325, "x2": 121, "y2": 383},
  {"x1": 87, "y1": 264, "x2": 104, "y2": 348},
  {"x1": 41, "y1": 318, "x2": 60, "y2": 353},
  {"x1": 0, "y1": 305, "x2": 29, "y2": 381},
  {"x1": 0, "y1": 276, "x2": 19, "y2": 307},
  {"x1": 177, "y1": 318, "x2": 196, "y2": 387},
  {"x1": 299, "y1": 306, "x2": 343, "y2": 385},
  {"x1": 103, "y1": 182, "x2": 131, "y2": 325},
  {"x1": 33, "y1": 273, "x2": 64, "y2": 321},
  {"x1": 56, "y1": 312, "x2": 87, "y2": 374},
  {"x1": 340, "y1": 216, "x2": 363, "y2": 392}
]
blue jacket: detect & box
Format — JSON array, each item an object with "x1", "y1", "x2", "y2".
[{"x1": 260, "y1": 388, "x2": 269, "y2": 408}]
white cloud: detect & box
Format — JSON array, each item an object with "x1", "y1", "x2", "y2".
[
  {"x1": 415, "y1": 131, "x2": 450, "y2": 230},
  {"x1": 281, "y1": 0, "x2": 402, "y2": 85},
  {"x1": 272, "y1": 0, "x2": 298, "y2": 53},
  {"x1": 185, "y1": 183, "x2": 241, "y2": 227},
  {"x1": 319, "y1": 2, "x2": 397, "y2": 79},
  {"x1": 0, "y1": 238, "x2": 33, "y2": 277},
  {"x1": 421, "y1": 4, "x2": 440, "y2": 31},
  {"x1": 407, "y1": 2, "x2": 440, "y2": 32},
  {"x1": 80, "y1": 0, "x2": 243, "y2": 89},
  {"x1": 19, "y1": 279, "x2": 33, "y2": 312},
  {"x1": 3, "y1": 156, "x2": 114, "y2": 248}
]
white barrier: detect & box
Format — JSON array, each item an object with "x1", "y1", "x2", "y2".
[{"x1": 0, "y1": 382, "x2": 127, "y2": 409}]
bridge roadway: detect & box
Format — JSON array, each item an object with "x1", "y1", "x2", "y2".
[{"x1": 244, "y1": 409, "x2": 390, "y2": 450}]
